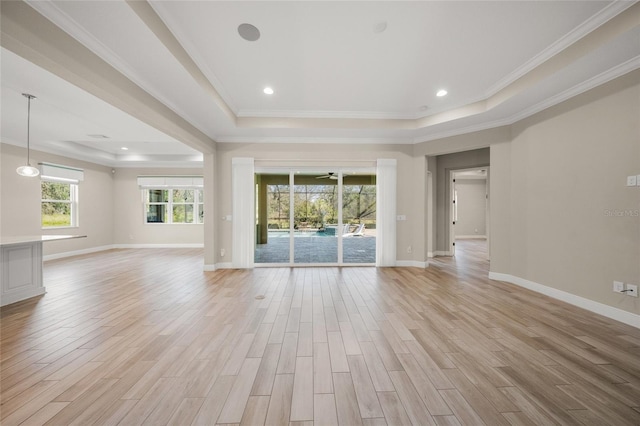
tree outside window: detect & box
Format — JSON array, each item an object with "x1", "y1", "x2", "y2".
[
  {"x1": 41, "y1": 180, "x2": 78, "y2": 227},
  {"x1": 144, "y1": 188, "x2": 204, "y2": 224}
]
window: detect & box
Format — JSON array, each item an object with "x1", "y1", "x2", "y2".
[
  {"x1": 39, "y1": 162, "x2": 84, "y2": 228},
  {"x1": 145, "y1": 188, "x2": 204, "y2": 224},
  {"x1": 41, "y1": 180, "x2": 78, "y2": 228}
]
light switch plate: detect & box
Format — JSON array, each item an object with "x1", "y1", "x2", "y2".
[
  {"x1": 613, "y1": 281, "x2": 625, "y2": 293},
  {"x1": 628, "y1": 175, "x2": 638, "y2": 186}
]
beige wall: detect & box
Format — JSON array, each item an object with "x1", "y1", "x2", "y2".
[
  {"x1": 455, "y1": 178, "x2": 487, "y2": 237},
  {"x1": 490, "y1": 70, "x2": 640, "y2": 315},
  {"x1": 1, "y1": 143, "x2": 114, "y2": 256},
  {"x1": 489, "y1": 142, "x2": 511, "y2": 273},
  {"x1": 214, "y1": 142, "x2": 425, "y2": 265},
  {"x1": 2, "y1": 71, "x2": 638, "y2": 318},
  {"x1": 1, "y1": 144, "x2": 204, "y2": 255},
  {"x1": 112, "y1": 167, "x2": 204, "y2": 245}
]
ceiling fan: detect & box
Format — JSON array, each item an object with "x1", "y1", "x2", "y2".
[{"x1": 316, "y1": 172, "x2": 338, "y2": 180}]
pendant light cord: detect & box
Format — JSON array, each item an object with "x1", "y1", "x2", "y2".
[
  {"x1": 26, "y1": 95, "x2": 32, "y2": 165},
  {"x1": 17, "y1": 93, "x2": 39, "y2": 177}
]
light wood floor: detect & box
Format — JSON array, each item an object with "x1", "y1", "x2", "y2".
[{"x1": 1, "y1": 241, "x2": 639, "y2": 425}]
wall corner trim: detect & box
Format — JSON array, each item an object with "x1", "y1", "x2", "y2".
[{"x1": 488, "y1": 272, "x2": 640, "y2": 329}]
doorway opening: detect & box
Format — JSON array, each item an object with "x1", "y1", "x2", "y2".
[
  {"x1": 450, "y1": 167, "x2": 490, "y2": 259},
  {"x1": 254, "y1": 169, "x2": 376, "y2": 266}
]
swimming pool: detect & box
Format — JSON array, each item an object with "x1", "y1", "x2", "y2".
[{"x1": 268, "y1": 230, "x2": 334, "y2": 238}]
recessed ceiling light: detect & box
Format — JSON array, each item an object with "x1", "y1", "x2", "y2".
[
  {"x1": 263, "y1": 87, "x2": 274, "y2": 95},
  {"x1": 373, "y1": 21, "x2": 387, "y2": 34},
  {"x1": 120, "y1": 147, "x2": 128, "y2": 151},
  {"x1": 436, "y1": 89, "x2": 448, "y2": 97},
  {"x1": 238, "y1": 23, "x2": 260, "y2": 42}
]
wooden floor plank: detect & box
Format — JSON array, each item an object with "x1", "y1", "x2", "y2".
[
  {"x1": 313, "y1": 342, "x2": 334, "y2": 394},
  {"x1": 313, "y1": 393, "x2": 339, "y2": 426},
  {"x1": 347, "y1": 355, "x2": 384, "y2": 418},
  {"x1": 265, "y1": 374, "x2": 294, "y2": 426},
  {"x1": 333, "y1": 372, "x2": 363, "y2": 426},
  {"x1": 1, "y1": 243, "x2": 638, "y2": 426},
  {"x1": 240, "y1": 395, "x2": 270, "y2": 426},
  {"x1": 217, "y1": 354, "x2": 262, "y2": 423},
  {"x1": 290, "y1": 357, "x2": 314, "y2": 421},
  {"x1": 377, "y1": 392, "x2": 411, "y2": 426}
]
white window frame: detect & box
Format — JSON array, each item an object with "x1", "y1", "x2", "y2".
[
  {"x1": 41, "y1": 178, "x2": 79, "y2": 229},
  {"x1": 143, "y1": 188, "x2": 204, "y2": 225}
]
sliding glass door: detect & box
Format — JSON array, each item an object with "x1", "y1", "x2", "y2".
[
  {"x1": 342, "y1": 173, "x2": 376, "y2": 263},
  {"x1": 293, "y1": 174, "x2": 338, "y2": 263},
  {"x1": 255, "y1": 169, "x2": 376, "y2": 266},
  {"x1": 255, "y1": 173, "x2": 290, "y2": 264}
]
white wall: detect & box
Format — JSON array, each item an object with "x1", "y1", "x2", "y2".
[
  {"x1": 112, "y1": 167, "x2": 204, "y2": 246},
  {"x1": 455, "y1": 178, "x2": 487, "y2": 237}
]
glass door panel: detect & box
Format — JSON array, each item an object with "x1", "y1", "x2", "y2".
[
  {"x1": 342, "y1": 173, "x2": 376, "y2": 263},
  {"x1": 293, "y1": 173, "x2": 338, "y2": 264},
  {"x1": 255, "y1": 173, "x2": 290, "y2": 264}
]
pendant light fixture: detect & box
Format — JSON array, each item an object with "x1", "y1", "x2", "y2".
[{"x1": 16, "y1": 93, "x2": 40, "y2": 177}]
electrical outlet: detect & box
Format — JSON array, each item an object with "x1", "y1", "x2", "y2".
[
  {"x1": 220, "y1": 249, "x2": 226, "y2": 257},
  {"x1": 626, "y1": 284, "x2": 638, "y2": 297},
  {"x1": 406, "y1": 246, "x2": 412, "y2": 254},
  {"x1": 613, "y1": 281, "x2": 625, "y2": 293},
  {"x1": 627, "y1": 175, "x2": 638, "y2": 186}
]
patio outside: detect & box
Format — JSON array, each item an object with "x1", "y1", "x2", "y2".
[
  {"x1": 255, "y1": 228, "x2": 376, "y2": 264},
  {"x1": 255, "y1": 172, "x2": 376, "y2": 264}
]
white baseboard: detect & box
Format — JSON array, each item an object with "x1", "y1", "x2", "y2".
[
  {"x1": 113, "y1": 243, "x2": 204, "y2": 249},
  {"x1": 427, "y1": 252, "x2": 434, "y2": 258},
  {"x1": 203, "y1": 264, "x2": 216, "y2": 271},
  {"x1": 395, "y1": 260, "x2": 429, "y2": 268},
  {"x1": 215, "y1": 262, "x2": 234, "y2": 269},
  {"x1": 489, "y1": 272, "x2": 640, "y2": 329},
  {"x1": 0, "y1": 287, "x2": 46, "y2": 307},
  {"x1": 434, "y1": 251, "x2": 451, "y2": 257},
  {"x1": 455, "y1": 235, "x2": 487, "y2": 239},
  {"x1": 44, "y1": 245, "x2": 114, "y2": 261},
  {"x1": 44, "y1": 243, "x2": 204, "y2": 261}
]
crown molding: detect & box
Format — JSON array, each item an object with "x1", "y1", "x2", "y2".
[
  {"x1": 147, "y1": 1, "x2": 238, "y2": 114},
  {"x1": 502, "y1": 55, "x2": 640, "y2": 125},
  {"x1": 1, "y1": 139, "x2": 203, "y2": 168},
  {"x1": 26, "y1": 0, "x2": 213, "y2": 139},
  {"x1": 238, "y1": 109, "x2": 418, "y2": 120},
  {"x1": 215, "y1": 136, "x2": 414, "y2": 145},
  {"x1": 15, "y1": 0, "x2": 640, "y2": 151},
  {"x1": 413, "y1": 56, "x2": 640, "y2": 145},
  {"x1": 484, "y1": 1, "x2": 635, "y2": 97}
]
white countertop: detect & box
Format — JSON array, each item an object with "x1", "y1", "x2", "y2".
[{"x1": 0, "y1": 235, "x2": 87, "y2": 246}]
